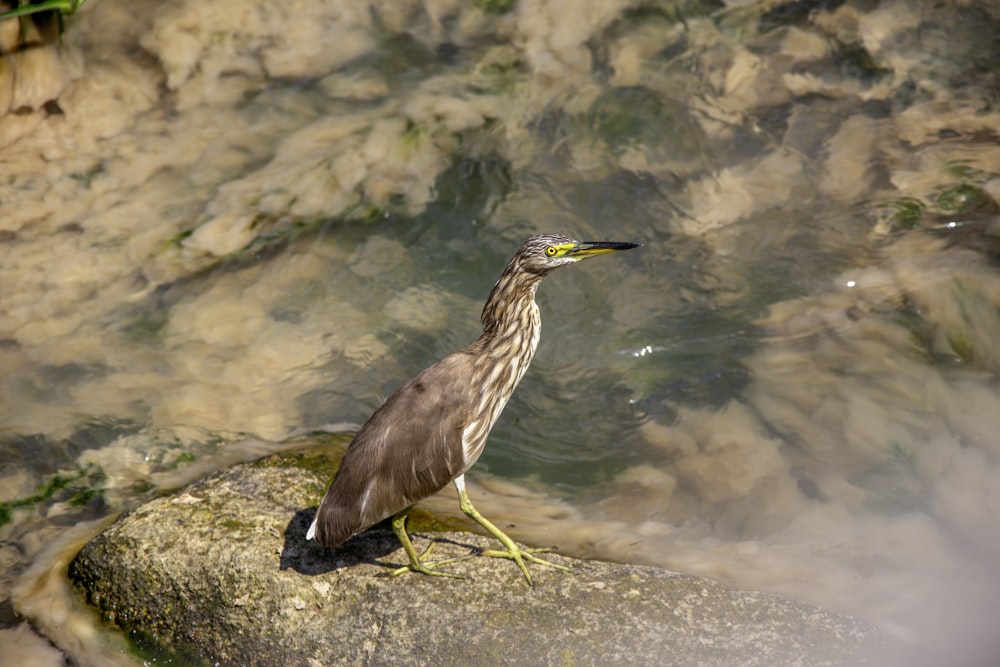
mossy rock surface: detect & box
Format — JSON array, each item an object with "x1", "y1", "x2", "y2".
[{"x1": 69, "y1": 452, "x2": 902, "y2": 666}]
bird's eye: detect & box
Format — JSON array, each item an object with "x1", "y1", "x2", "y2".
[{"x1": 545, "y1": 246, "x2": 558, "y2": 257}]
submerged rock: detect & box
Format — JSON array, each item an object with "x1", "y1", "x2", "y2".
[{"x1": 67, "y1": 452, "x2": 900, "y2": 666}]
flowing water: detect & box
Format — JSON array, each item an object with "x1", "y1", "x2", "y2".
[{"x1": 3, "y1": 0, "x2": 1000, "y2": 664}]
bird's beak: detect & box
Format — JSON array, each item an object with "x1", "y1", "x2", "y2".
[{"x1": 565, "y1": 241, "x2": 642, "y2": 260}]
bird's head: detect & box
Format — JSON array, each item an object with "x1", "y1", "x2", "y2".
[{"x1": 515, "y1": 234, "x2": 642, "y2": 275}]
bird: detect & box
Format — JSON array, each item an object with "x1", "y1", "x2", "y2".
[{"x1": 307, "y1": 233, "x2": 641, "y2": 584}]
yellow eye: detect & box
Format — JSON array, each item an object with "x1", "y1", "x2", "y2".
[{"x1": 545, "y1": 246, "x2": 558, "y2": 257}]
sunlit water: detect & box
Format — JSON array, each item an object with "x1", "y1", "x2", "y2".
[{"x1": 3, "y1": 0, "x2": 1000, "y2": 664}]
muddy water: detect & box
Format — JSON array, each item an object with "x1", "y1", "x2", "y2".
[{"x1": 3, "y1": 0, "x2": 1000, "y2": 664}]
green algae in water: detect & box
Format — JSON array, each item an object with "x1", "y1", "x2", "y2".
[
  {"x1": 935, "y1": 183, "x2": 994, "y2": 216},
  {"x1": 0, "y1": 0, "x2": 88, "y2": 46},
  {"x1": 888, "y1": 440, "x2": 915, "y2": 470},
  {"x1": 474, "y1": 0, "x2": 518, "y2": 13},
  {"x1": 422, "y1": 150, "x2": 514, "y2": 225},
  {"x1": 833, "y1": 43, "x2": 892, "y2": 84},
  {"x1": 882, "y1": 197, "x2": 927, "y2": 230},
  {"x1": 0, "y1": 463, "x2": 106, "y2": 526},
  {"x1": 587, "y1": 86, "x2": 705, "y2": 161}
]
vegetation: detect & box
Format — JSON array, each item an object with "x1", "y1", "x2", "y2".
[
  {"x1": 0, "y1": 0, "x2": 87, "y2": 46},
  {"x1": 0, "y1": 462, "x2": 105, "y2": 526}
]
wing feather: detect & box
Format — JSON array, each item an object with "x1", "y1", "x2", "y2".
[{"x1": 310, "y1": 352, "x2": 476, "y2": 547}]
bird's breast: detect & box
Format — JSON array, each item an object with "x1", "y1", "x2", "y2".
[{"x1": 460, "y1": 303, "x2": 541, "y2": 468}]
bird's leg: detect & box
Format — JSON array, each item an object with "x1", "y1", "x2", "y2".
[
  {"x1": 453, "y1": 476, "x2": 572, "y2": 586},
  {"x1": 387, "y1": 511, "x2": 471, "y2": 579}
]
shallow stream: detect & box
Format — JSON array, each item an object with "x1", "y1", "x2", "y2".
[{"x1": 2, "y1": 0, "x2": 1000, "y2": 664}]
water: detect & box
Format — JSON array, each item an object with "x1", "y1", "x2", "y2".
[{"x1": 3, "y1": 0, "x2": 1000, "y2": 664}]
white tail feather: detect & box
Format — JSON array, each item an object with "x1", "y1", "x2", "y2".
[{"x1": 306, "y1": 516, "x2": 317, "y2": 541}]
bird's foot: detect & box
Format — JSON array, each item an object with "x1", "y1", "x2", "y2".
[
  {"x1": 388, "y1": 541, "x2": 473, "y2": 579},
  {"x1": 454, "y1": 482, "x2": 573, "y2": 585},
  {"x1": 479, "y1": 545, "x2": 573, "y2": 585}
]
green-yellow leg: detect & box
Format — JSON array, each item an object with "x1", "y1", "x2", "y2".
[
  {"x1": 388, "y1": 512, "x2": 471, "y2": 579},
  {"x1": 454, "y1": 475, "x2": 572, "y2": 586}
]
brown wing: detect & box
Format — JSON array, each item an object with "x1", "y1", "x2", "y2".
[{"x1": 310, "y1": 351, "x2": 475, "y2": 547}]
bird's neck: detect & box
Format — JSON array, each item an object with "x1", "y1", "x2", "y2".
[
  {"x1": 467, "y1": 261, "x2": 545, "y2": 396},
  {"x1": 479, "y1": 262, "x2": 544, "y2": 345},
  {"x1": 454, "y1": 261, "x2": 546, "y2": 461}
]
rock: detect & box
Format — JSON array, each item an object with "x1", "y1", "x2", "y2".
[{"x1": 69, "y1": 452, "x2": 900, "y2": 666}]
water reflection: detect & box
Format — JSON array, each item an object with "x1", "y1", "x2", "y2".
[{"x1": 3, "y1": 0, "x2": 1000, "y2": 664}]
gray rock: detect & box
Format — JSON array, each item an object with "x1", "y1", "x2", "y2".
[{"x1": 69, "y1": 452, "x2": 901, "y2": 666}]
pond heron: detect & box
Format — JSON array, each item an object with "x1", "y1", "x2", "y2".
[{"x1": 307, "y1": 234, "x2": 641, "y2": 584}]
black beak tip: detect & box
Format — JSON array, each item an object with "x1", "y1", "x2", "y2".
[{"x1": 581, "y1": 241, "x2": 643, "y2": 250}]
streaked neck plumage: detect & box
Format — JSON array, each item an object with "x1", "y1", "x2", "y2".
[
  {"x1": 459, "y1": 256, "x2": 548, "y2": 467},
  {"x1": 480, "y1": 254, "x2": 547, "y2": 344}
]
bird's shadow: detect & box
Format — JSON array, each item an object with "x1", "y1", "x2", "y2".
[{"x1": 279, "y1": 508, "x2": 479, "y2": 576}]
